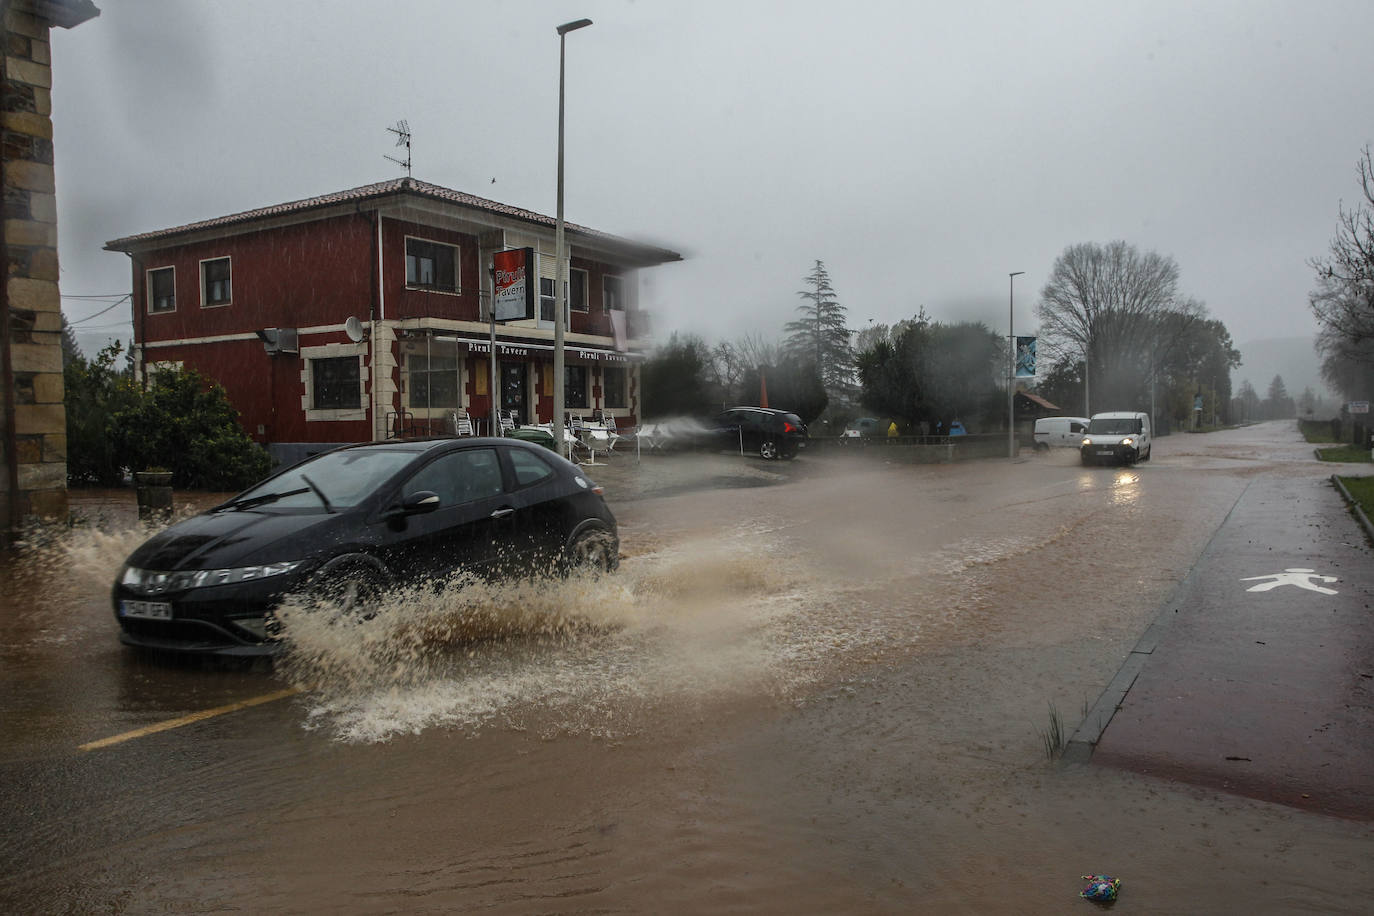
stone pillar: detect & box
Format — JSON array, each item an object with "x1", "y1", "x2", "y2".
[{"x1": 1, "y1": 1, "x2": 98, "y2": 539}]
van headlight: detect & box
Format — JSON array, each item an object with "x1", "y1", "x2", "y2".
[
  {"x1": 120, "y1": 561, "x2": 305, "y2": 596},
  {"x1": 1121, "y1": 437, "x2": 1135, "y2": 447},
  {"x1": 1082, "y1": 437, "x2": 1093, "y2": 446}
]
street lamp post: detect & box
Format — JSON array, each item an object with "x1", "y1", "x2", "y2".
[
  {"x1": 553, "y1": 17, "x2": 592, "y2": 458},
  {"x1": 1008, "y1": 271, "x2": 1024, "y2": 459}
]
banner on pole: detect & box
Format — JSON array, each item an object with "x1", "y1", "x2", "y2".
[
  {"x1": 1015, "y1": 336, "x2": 1037, "y2": 377},
  {"x1": 493, "y1": 248, "x2": 535, "y2": 322}
]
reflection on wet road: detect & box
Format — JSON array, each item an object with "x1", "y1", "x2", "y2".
[{"x1": 2, "y1": 423, "x2": 1371, "y2": 912}]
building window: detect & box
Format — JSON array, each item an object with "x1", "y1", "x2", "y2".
[
  {"x1": 405, "y1": 237, "x2": 459, "y2": 292},
  {"x1": 540, "y1": 277, "x2": 556, "y2": 322},
  {"x1": 147, "y1": 267, "x2": 175, "y2": 313},
  {"x1": 312, "y1": 356, "x2": 361, "y2": 409},
  {"x1": 603, "y1": 366, "x2": 627, "y2": 409},
  {"x1": 407, "y1": 353, "x2": 460, "y2": 409},
  {"x1": 603, "y1": 275, "x2": 623, "y2": 313},
  {"x1": 539, "y1": 272, "x2": 587, "y2": 321},
  {"x1": 565, "y1": 365, "x2": 588, "y2": 409},
  {"x1": 200, "y1": 257, "x2": 231, "y2": 306},
  {"x1": 569, "y1": 268, "x2": 588, "y2": 312}
]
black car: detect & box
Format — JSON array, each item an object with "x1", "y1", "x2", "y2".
[
  {"x1": 707, "y1": 407, "x2": 808, "y2": 459},
  {"x1": 111, "y1": 437, "x2": 618, "y2": 657}
]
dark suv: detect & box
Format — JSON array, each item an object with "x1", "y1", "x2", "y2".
[{"x1": 708, "y1": 407, "x2": 808, "y2": 459}]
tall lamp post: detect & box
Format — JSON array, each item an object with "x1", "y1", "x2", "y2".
[
  {"x1": 553, "y1": 17, "x2": 592, "y2": 458},
  {"x1": 1008, "y1": 271, "x2": 1024, "y2": 459}
]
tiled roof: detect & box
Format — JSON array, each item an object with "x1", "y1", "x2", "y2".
[
  {"x1": 105, "y1": 177, "x2": 681, "y2": 264},
  {"x1": 1018, "y1": 390, "x2": 1060, "y2": 411}
]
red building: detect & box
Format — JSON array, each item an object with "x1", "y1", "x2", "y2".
[{"x1": 106, "y1": 178, "x2": 681, "y2": 465}]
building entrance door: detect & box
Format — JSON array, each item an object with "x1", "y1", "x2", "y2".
[{"x1": 500, "y1": 362, "x2": 527, "y2": 424}]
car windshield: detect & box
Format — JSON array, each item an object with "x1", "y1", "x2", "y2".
[
  {"x1": 1088, "y1": 418, "x2": 1141, "y2": 435},
  {"x1": 228, "y1": 447, "x2": 420, "y2": 510}
]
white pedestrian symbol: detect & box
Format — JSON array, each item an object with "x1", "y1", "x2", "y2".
[{"x1": 1240, "y1": 568, "x2": 1338, "y2": 595}]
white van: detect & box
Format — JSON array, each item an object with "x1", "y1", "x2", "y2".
[
  {"x1": 1033, "y1": 416, "x2": 1090, "y2": 450},
  {"x1": 1080, "y1": 411, "x2": 1151, "y2": 466}
]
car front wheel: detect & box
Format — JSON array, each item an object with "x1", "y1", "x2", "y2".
[
  {"x1": 566, "y1": 527, "x2": 619, "y2": 574},
  {"x1": 308, "y1": 559, "x2": 388, "y2": 623}
]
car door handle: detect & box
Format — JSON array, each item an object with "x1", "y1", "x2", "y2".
[{"x1": 490, "y1": 507, "x2": 515, "y2": 519}]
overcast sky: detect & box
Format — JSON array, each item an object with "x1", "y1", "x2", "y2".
[{"x1": 50, "y1": 0, "x2": 1374, "y2": 367}]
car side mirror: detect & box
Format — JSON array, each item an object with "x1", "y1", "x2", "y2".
[{"x1": 385, "y1": 490, "x2": 441, "y2": 519}]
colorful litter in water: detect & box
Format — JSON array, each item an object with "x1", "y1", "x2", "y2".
[{"x1": 1079, "y1": 874, "x2": 1121, "y2": 903}]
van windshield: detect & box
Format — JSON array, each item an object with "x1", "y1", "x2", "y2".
[{"x1": 1088, "y1": 417, "x2": 1141, "y2": 435}]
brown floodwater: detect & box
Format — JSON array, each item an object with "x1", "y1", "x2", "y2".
[{"x1": 1, "y1": 422, "x2": 1370, "y2": 913}]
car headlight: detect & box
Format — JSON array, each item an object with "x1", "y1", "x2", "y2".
[
  {"x1": 120, "y1": 561, "x2": 305, "y2": 596},
  {"x1": 1082, "y1": 437, "x2": 1093, "y2": 446},
  {"x1": 1121, "y1": 437, "x2": 1135, "y2": 447}
]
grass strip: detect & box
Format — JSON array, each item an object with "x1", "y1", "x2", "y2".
[
  {"x1": 1338, "y1": 475, "x2": 1374, "y2": 518},
  {"x1": 1316, "y1": 445, "x2": 1373, "y2": 463}
]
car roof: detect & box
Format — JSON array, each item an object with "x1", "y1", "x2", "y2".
[
  {"x1": 317, "y1": 436, "x2": 555, "y2": 457},
  {"x1": 724, "y1": 406, "x2": 796, "y2": 415}
]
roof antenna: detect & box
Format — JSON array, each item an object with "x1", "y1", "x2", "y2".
[{"x1": 385, "y1": 120, "x2": 411, "y2": 177}]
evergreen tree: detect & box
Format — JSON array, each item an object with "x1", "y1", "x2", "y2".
[
  {"x1": 1266, "y1": 374, "x2": 1295, "y2": 419},
  {"x1": 640, "y1": 332, "x2": 714, "y2": 417},
  {"x1": 60, "y1": 315, "x2": 82, "y2": 367},
  {"x1": 784, "y1": 260, "x2": 855, "y2": 404}
]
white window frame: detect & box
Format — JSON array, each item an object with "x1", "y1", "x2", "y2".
[
  {"x1": 300, "y1": 342, "x2": 368, "y2": 421},
  {"x1": 199, "y1": 256, "x2": 232, "y2": 308},
  {"x1": 404, "y1": 235, "x2": 461, "y2": 294},
  {"x1": 146, "y1": 266, "x2": 176, "y2": 314}
]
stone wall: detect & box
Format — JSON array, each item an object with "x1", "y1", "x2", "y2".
[{"x1": 1, "y1": 1, "x2": 99, "y2": 536}]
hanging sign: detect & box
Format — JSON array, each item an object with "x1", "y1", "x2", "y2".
[
  {"x1": 493, "y1": 248, "x2": 535, "y2": 322},
  {"x1": 1015, "y1": 336, "x2": 1037, "y2": 377}
]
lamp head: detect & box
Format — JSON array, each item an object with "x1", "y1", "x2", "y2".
[{"x1": 557, "y1": 18, "x2": 593, "y2": 34}]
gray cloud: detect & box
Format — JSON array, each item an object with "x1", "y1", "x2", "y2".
[{"x1": 50, "y1": 0, "x2": 1374, "y2": 362}]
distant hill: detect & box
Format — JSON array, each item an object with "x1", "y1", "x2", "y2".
[{"x1": 1232, "y1": 336, "x2": 1334, "y2": 403}]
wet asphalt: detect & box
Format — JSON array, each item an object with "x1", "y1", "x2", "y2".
[{"x1": 1067, "y1": 472, "x2": 1374, "y2": 819}]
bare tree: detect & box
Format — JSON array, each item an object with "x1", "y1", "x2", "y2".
[
  {"x1": 706, "y1": 334, "x2": 780, "y2": 406},
  {"x1": 1037, "y1": 241, "x2": 1198, "y2": 412},
  {"x1": 1311, "y1": 146, "x2": 1374, "y2": 397}
]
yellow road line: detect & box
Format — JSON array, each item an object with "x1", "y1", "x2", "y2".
[{"x1": 78, "y1": 686, "x2": 303, "y2": 752}]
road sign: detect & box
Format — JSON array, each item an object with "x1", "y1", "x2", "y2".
[{"x1": 1350, "y1": 401, "x2": 1369, "y2": 414}]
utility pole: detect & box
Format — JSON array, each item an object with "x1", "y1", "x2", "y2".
[{"x1": 1008, "y1": 271, "x2": 1024, "y2": 459}]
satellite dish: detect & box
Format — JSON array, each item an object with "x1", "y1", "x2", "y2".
[{"x1": 344, "y1": 316, "x2": 366, "y2": 342}]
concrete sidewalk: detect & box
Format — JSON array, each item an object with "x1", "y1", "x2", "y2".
[{"x1": 1066, "y1": 474, "x2": 1374, "y2": 819}]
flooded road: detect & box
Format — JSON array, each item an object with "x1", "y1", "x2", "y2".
[{"x1": 2, "y1": 422, "x2": 1371, "y2": 912}]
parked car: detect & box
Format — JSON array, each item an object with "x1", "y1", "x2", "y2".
[
  {"x1": 111, "y1": 437, "x2": 619, "y2": 657},
  {"x1": 1080, "y1": 411, "x2": 1152, "y2": 465},
  {"x1": 1034, "y1": 416, "x2": 1090, "y2": 450},
  {"x1": 707, "y1": 406, "x2": 808, "y2": 459}
]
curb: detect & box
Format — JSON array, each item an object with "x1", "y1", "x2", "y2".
[{"x1": 1061, "y1": 480, "x2": 1253, "y2": 764}]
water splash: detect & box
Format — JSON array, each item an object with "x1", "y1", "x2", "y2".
[{"x1": 276, "y1": 525, "x2": 809, "y2": 743}]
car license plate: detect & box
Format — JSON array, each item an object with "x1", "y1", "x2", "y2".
[
  {"x1": 121, "y1": 599, "x2": 173, "y2": 620},
  {"x1": 1096, "y1": 448, "x2": 1115, "y2": 456}
]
